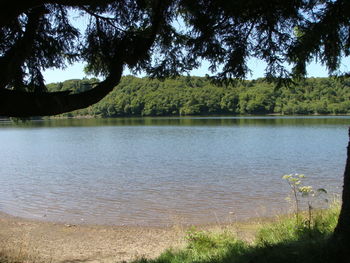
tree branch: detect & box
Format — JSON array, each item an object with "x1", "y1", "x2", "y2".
[
  {"x1": 0, "y1": 0, "x2": 169, "y2": 117},
  {"x1": 0, "y1": 6, "x2": 46, "y2": 88},
  {"x1": 0, "y1": 63, "x2": 123, "y2": 117}
]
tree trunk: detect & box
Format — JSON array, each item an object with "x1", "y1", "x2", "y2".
[
  {"x1": 332, "y1": 127, "x2": 350, "y2": 260},
  {"x1": 0, "y1": 66, "x2": 123, "y2": 117}
]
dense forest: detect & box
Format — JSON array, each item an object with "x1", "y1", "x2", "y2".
[{"x1": 46, "y1": 76, "x2": 350, "y2": 117}]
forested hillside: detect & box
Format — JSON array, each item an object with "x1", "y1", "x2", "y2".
[{"x1": 47, "y1": 76, "x2": 350, "y2": 117}]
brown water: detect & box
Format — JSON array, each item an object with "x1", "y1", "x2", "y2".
[{"x1": 0, "y1": 116, "x2": 348, "y2": 226}]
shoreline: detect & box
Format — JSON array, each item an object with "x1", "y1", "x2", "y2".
[
  {"x1": 42, "y1": 113, "x2": 350, "y2": 120},
  {"x1": 0, "y1": 211, "x2": 261, "y2": 263},
  {"x1": 2, "y1": 113, "x2": 350, "y2": 122},
  {"x1": 0, "y1": 211, "x2": 187, "y2": 263}
]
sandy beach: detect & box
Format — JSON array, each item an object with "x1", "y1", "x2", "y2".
[{"x1": 0, "y1": 212, "x2": 259, "y2": 263}]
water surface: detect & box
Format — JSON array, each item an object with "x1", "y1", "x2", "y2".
[{"x1": 0, "y1": 116, "x2": 348, "y2": 226}]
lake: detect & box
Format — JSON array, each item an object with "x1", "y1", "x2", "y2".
[{"x1": 0, "y1": 116, "x2": 349, "y2": 226}]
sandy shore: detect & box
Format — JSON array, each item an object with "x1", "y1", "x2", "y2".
[{"x1": 0, "y1": 212, "x2": 260, "y2": 263}]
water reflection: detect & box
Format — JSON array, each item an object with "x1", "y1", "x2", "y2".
[
  {"x1": 1, "y1": 115, "x2": 350, "y2": 128},
  {"x1": 0, "y1": 116, "x2": 349, "y2": 226}
]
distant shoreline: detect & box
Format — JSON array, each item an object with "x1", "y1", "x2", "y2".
[
  {"x1": 49, "y1": 113, "x2": 350, "y2": 119},
  {"x1": 1, "y1": 113, "x2": 350, "y2": 122},
  {"x1": 47, "y1": 77, "x2": 350, "y2": 117}
]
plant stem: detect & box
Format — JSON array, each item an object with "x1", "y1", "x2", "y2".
[
  {"x1": 292, "y1": 185, "x2": 300, "y2": 225},
  {"x1": 308, "y1": 201, "x2": 312, "y2": 231}
]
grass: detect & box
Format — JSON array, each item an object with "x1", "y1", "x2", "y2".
[
  {"x1": 131, "y1": 204, "x2": 343, "y2": 263},
  {"x1": 0, "y1": 204, "x2": 343, "y2": 263}
]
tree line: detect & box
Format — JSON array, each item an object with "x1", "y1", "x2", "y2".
[{"x1": 46, "y1": 76, "x2": 350, "y2": 117}]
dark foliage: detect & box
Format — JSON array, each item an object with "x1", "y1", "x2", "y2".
[{"x1": 0, "y1": 1, "x2": 349, "y2": 116}]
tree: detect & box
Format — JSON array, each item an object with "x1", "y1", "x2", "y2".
[
  {"x1": 1, "y1": 0, "x2": 350, "y2": 257},
  {"x1": 1, "y1": 1, "x2": 349, "y2": 116}
]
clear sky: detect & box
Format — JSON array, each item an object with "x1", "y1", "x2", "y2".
[{"x1": 42, "y1": 57, "x2": 350, "y2": 84}]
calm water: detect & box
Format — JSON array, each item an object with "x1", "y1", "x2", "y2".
[{"x1": 0, "y1": 116, "x2": 349, "y2": 226}]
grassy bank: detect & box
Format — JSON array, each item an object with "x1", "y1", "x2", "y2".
[
  {"x1": 0, "y1": 205, "x2": 342, "y2": 263},
  {"x1": 131, "y1": 205, "x2": 341, "y2": 263}
]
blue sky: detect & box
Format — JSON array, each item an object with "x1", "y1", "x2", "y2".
[{"x1": 43, "y1": 57, "x2": 350, "y2": 84}]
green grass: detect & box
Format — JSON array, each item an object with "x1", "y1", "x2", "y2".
[
  {"x1": 0, "y1": 205, "x2": 343, "y2": 263},
  {"x1": 132, "y1": 205, "x2": 343, "y2": 263}
]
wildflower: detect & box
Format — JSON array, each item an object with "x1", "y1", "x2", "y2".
[
  {"x1": 298, "y1": 186, "x2": 313, "y2": 194},
  {"x1": 282, "y1": 174, "x2": 291, "y2": 180}
]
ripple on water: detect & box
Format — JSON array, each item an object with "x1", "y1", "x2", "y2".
[{"x1": 0, "y1": 117, "x2": 347, "y2": 226}]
